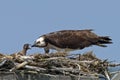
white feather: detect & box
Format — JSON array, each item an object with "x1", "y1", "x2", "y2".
[{"x1": 36, "y1": 37, "x2": 46, "y2": 46}]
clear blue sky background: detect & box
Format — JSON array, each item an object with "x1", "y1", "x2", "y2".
[{"x1": 0, "y1": 0, "x2": 119, "y2": 62}]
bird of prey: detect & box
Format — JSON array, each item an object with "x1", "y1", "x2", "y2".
[
  {"x1": 11, "y1": 44, "x2": 31, "y2": 58},
  {"x1": 32, "y1": 29, "x2": 112, "y2": 53},
  {"x1": 17, "y1": 44, "x2": 31, "y2": 56}
]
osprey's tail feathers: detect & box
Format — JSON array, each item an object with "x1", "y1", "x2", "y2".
[{"x1": 97, "y1": 36, "x2": 112, "y2": 47}]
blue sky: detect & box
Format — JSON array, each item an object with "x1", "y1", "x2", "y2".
[{"x1": 0, "y1": 0, "x2": 120, "y2": 62}]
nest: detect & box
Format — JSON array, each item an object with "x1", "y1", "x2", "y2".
[{"x1": 0, "y1": 51, "x2": 119, "y2": 79}]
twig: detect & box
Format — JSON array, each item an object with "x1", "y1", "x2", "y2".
[
  {"x1": 25, "y1": 65, "x2": 46, "y2": 72},
  {"x1": 75, "y1": 63, "x2": 81, "y2": 80},
  {"x1": 104, "y1": 69, "x2": 110, "y2": 80},
  {"x1": 0, "y1": 60, "x2": 7, "y2": 67},
  {"x1": 108, "y1": 63, "x2": 120, "y2": 67},
  {"x1": 45, "y1": 57, "x2": 66, "y2": 60},
  {"x1": 10, "y1": 61, "x2": 29, "y2": 72}
]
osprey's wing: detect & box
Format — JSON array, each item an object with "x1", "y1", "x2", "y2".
[{"x1": 44, "y1": 29, "x2": 99, "y2": 49}]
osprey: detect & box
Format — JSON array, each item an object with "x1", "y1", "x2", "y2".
[
  {"x1": 11, "y1": 44, "x2": 31, "y2": 56},
  {"x1": 32, "y1": 29, "x2": 112, "y2": 53}
]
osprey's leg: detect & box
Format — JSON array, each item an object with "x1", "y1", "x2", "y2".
[
  {"x1": 44, "y1": 48, "x2": 49, "y2": 54},
  {"x1": 64, "y1": 49, "x2": 70, "y2": 53}
]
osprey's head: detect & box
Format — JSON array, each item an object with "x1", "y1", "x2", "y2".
[
  {"x1": 32, "y1": 36, "x2": 47, "y2": 47},
  {"x1": 23, "y1": 44, "x2": 31, "y2": 50}
]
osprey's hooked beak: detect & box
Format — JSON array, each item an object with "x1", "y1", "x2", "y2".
[
  {"x1": 31, "y1": 42, "x2": 40, "y2": 47},
  {"x1": 31, "y1": 44, "x2": 37, "y2": 47}
]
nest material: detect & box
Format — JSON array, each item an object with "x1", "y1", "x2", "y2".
[{"x1": 0, "y1": 51, "x2": 119, "y2": 79}]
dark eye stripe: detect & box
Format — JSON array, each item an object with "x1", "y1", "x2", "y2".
[{"x1": 37, "y1": 41, "x2": 40, "y2": 44}]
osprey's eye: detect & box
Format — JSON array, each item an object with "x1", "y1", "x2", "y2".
[{"x1": 36, "y1": 41, "x2": 40, "y2": 44}]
